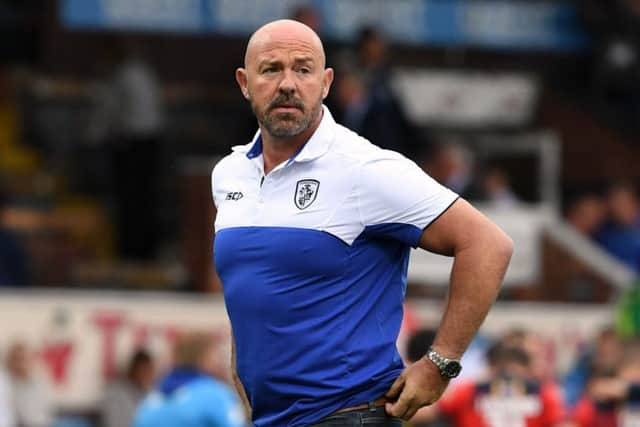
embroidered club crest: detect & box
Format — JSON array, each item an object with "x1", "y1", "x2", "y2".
[{"x1": 294, "y1": 179, "x2": 320, "y2": 210}]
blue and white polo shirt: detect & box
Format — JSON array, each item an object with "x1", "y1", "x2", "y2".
[{"x1": 212, "y1": 106, "x2": 458, "y2": 427}]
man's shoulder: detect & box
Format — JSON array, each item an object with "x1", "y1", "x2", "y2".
[
  {"x1": 211, "y1": 144, "x2": 252, "y2": 180},
  {"x1": 330, "y1": 122, "x2": 406, "y2": 164}
]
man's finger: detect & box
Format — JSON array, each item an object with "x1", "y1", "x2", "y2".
[
  {"x1": 384, "y1": 375, "x2": 405, "y2": 400},
  {"x1": 386, "y1": 387, "x2": 412, "y2": 418},
  {"x1": 403, "y1": 404, "x2": 422, "y2": 421}
]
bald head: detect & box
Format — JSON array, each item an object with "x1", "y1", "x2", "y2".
[
  {"x1": 244, "y1": 19, "x2": 326, "y2": 69},
  {"x1": 236, "y1": 19, "x2": 333, "y2": 143}
]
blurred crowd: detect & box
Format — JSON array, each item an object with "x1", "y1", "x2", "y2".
[
  {"x1": 0, "y1": 7, "x2": 528, "y2": 290},
  {"x1": 0, "y1": 331, "x2": 241, "y2": 427},
  {"x1": 565, "y1": 183, "x2": 640, "y2": 273},
  {"x1": 406, "y1": 326, "x2": 640, "y2": 427},
  {"x1": 0, "y1": 325, "x2": 638, "y2": 427}
]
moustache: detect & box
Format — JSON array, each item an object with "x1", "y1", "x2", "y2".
[{"x1": 268, "y1": 95, "x2": 304, "y2": 111}]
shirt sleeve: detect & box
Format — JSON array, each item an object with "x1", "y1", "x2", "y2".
[{"x1": 357, "y1": 151, "x2": 459, "y2": 247}]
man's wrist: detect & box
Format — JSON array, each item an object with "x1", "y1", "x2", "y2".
[
  {"x1": 430, "y1": 344, "x2": 462, "y2": 360},
  {"x1": 425, "y1": 347, "x2": 462, "y2": 379}
]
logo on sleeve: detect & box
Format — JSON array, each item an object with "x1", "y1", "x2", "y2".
[{"x1": 294, "y1": 179, "x2": 319, "y2": 210}]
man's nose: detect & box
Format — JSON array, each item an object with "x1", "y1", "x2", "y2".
[{"x1": 278, "y1": 69, "x2": 296, "y2": 94}]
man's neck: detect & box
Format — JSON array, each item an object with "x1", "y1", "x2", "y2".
[{"x1": 261, "y1": 110, "x2": 323, "y2": 175}]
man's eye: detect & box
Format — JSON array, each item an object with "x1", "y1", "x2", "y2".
[
  {"x1": 297, "y1": 67, "x2": 311, "y2": 74},
  {"x1": 262, "y1": 67, "x2": 277, "y2": 73}
]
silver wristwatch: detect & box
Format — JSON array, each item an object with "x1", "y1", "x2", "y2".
[{"x1": 426, "y1": 347, "x2": 462, "y2": 379}]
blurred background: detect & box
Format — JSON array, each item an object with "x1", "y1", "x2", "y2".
[{"x1": 1, "y1": 0, "x2": 640, "y2": 426}]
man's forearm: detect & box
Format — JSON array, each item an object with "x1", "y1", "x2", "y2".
[
  {"x1": 432, "y1": 229, "x2": 512, "y2": 359},
  {"x1": 231, "y1": 334, "x2": 252, "y2": 418}
]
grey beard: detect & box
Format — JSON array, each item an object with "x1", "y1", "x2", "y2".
[
  {"x1": 258, "y1": 103, "x2": 322, "y2": 139},
  {"x1": 262, "y1": 113, "x2": 311, "y2": 138}
]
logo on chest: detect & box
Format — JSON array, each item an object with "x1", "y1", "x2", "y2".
[
  {"x1": 294, "y1": 179, "x2": 320, "y2": 210},
  {"x1": 225, "y1": 192, "x2": 244, "y2": 201}
]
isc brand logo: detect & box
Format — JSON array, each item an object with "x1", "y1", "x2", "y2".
[{"x1": 225, "y1": 192, "x2": 243, "y2": 201}]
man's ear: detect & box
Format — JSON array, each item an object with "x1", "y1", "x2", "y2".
[
  {"x1": 322, "y1": 67, "x2": 334, "y2": 99},
  {"x1": 236, "y1": 68, "x2": 250, "y2": 100}
]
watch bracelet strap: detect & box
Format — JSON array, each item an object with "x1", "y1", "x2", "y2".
[{"x1": 427, "y1": 347, "x2": 460, "y2": 373}]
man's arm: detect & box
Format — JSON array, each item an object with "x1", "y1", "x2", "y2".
[
  {"x1": 230, "y1": 332, "x2": 252, "y2": 419},
  {"x1": 386, "y1": 199, "x2": 513, "y2": 420}
]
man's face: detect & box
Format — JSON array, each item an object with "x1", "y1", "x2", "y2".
[{"x1": 237, "y1": 29, "x2": 333, "y2": 139}]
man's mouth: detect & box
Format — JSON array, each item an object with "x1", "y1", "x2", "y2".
[
  {"x1": 272, "y1": 104, "x2": 301, "y2": 113},
  {"x1": 270, "y1": 97, "x2": 303, "y2": 111}
]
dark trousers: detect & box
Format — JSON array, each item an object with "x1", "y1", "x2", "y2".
[{"x1": 309, "y1": 406, "x2": 403, "y2": 427}]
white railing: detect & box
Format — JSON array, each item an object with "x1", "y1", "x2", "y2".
[
  {"x1": 545, "y1": 221, "x2": 636, "y2": 290},
  {"x1": 408, "y1": 205, "x2": 636, "y2": 289}
]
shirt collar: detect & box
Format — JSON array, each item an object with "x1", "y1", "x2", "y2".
[{"x1": 232, "y1": 105, "x2": 335, "y2": 165}]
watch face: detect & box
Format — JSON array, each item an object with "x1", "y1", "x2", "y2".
[{"x1": 443, "y1": 361, "x2": 462, "y2": 378}]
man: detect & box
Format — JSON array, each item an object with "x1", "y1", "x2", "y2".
[
  {"x1": 87, "y1": 41, "x2": 164, "y2": 260},
  {"x1": 438, "y1": 344, "x2": 567, "y2": 427},
  {"x1": 5, "y1": 340, "x2": 54, "y2": 427},
  {"x1": 573, "y1": 341, "x2": 640, "y2": 427},
  {"x1": 212, "y1": 19, "x2": 512, "y2": 426},
  {"x1": 100, "y1": 349, "x2": 155, "y2": 427},
  {"x1": 134, "y1": 332, "x2": 245, "y2": 427},
  {"x1": 595, "y1": 183, "x2": 640, "y2": 272}
]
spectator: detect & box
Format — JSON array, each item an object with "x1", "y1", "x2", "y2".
[
  {"x1": 437, "y1": 343, "x2": 567, "y2": 427},
  {"x1": 572, "y1": 340, "x2": 640, "y2": 427},
  {"x1": 572, "y1": 370, "x2": 622, "y2": 427},
  {"x1": 422, "y1": 142, "x2": 475, "y2": 198},
  {"x1": 6, "y1": 341, "x2": 54, "y2": 427},
  {"x1": 563, "y1": 327, "x2": 624, "y2": 408},
  {"x1": 501, "y1": 329, "x2": 553, "y2": 383},
  {"x1": 565, "y1": 193, "x2": 607, "y2": 237},
  {"x1": 87, "y1": 40, "x2": 164, "y2": 261},
  {"x1": 0, "y1": 188, "x2": 30, "y2": 286},
  {"x1": 290, "y1": 4, "x2": 322, "y2": 34},
  {"x1": 480, "y1": 167, "x2": 520, "y2": 209},
  {"x1": 134, "y1": 332, "x2": 245, "y2": 427},
  {"x1": 595, "y1": 183, "x2": 640, "y2": 272},
  {"x1": 332, "y1": 26, "x2": 420, "y2": 157},
  {"x1": 608, "y1": 183, "x2": 640, "y2": 230},
  {"x1": 100, "y1": 348, "x2": 155, "y2": 427},
  {"x1": 333, "y1": 67, "x2": 368, "y2": 135}
]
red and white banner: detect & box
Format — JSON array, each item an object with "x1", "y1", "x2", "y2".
[{"x1": 0, "y1": 291, "x2": 613, "y2": 410}]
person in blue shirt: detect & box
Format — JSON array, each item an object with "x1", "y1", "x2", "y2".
[
  {"x1": 595, "y1": 183, "x2": 640, "y2": 272},
  {"x1": 134, "y1": 332, "x2": 246, "y2": 427},
  {"x1": 213, "y1": 19, "x2": 513, "y2": 426}
]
